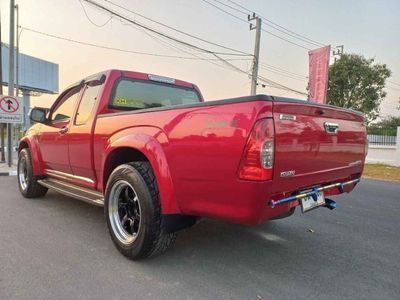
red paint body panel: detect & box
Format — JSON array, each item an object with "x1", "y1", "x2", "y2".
[{"x1": 21, "y1": 69, "x2": 367, "y2": 225}]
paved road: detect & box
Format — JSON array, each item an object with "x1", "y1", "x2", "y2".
[{"x1": 0, "y1": 177, "x2": 399, "y2": 300}]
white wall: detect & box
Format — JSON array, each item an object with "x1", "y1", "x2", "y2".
[{"x1": 366, "y1": 127, "x2": 400, "y2": 167}]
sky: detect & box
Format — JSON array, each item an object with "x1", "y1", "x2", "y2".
[{"x1": 0, "y1": 0, "x2": 399, "y2": 117}]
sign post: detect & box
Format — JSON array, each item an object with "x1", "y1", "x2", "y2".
[
  {"x1": 0, "y1": 95, "x2": 23, "y2": 124},
  {"x1": 0, "y1": 95, "x2": 22, "y2": 166}
]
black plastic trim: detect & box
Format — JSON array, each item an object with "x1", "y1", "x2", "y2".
[{"x1": 271, "y1": 96, "x2": 364, "y2": 117}]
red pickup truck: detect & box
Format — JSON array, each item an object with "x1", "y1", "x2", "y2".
[{"x1": 18, "y1": 69, "x2": 367, "y2": 259}]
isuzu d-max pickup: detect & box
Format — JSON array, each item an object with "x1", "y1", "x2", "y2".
[{"x1": 18, "y1": 69, "x2": 367, "y2": 259}]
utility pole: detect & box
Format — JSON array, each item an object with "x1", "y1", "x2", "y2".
[
  {"x1": 0, "y1": 10, "x2": 5, "y2": 163},
  {"x1": 8, "y1": 0, "x2": 15, "y2": 167},
  {"x1": 249, "y1": 13, "x2": 261, "y2": 96},
  {"x1": 15, "y1": 4, "x2": 19, "y2": 97},
  {"x1": 333, "y1": 45, "x2": 344, "y2": 62}
]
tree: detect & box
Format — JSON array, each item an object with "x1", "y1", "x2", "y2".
[
  {"x1": 327, "y1": 54, "x2": 391, "y2": 123},
  {"x1": 368, "y1": 116, "x2": 400, "y2": 135},
  {"x1": 373, "y1": 116, "x2": 400, "y2": 128}
]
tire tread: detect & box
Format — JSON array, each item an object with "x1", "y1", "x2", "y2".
[
  {"x1": 128, "y1": 162, "x2": 176, "y2": 258},
  {"x1": 18, "y1": 148, "x2": 48, "y2": 198}
]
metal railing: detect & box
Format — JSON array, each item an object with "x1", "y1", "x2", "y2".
[{"x1": 367, "y1": 127, "x2": 397, "y2": 146}]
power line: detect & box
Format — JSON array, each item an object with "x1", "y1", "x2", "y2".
[
  {"x1": 83, "y1": 0, "x2": 252, "y2": 58},
  {"x1": 260, "y1": 28, "x2": 311, "y2": 50},
  {"x1": 259, "y1": 62, "x2": 307, "y2": 79},
  {"x1": 32, "y1": 1, "x2": 307, "y2": 96},
  {"x1": 226, "y1": 0, "x2": 325, "y2": 47},
  {"x1": 21, "y1": 26, "x2": 250, "y2": 61},
  {"x1": 22, "y1": 26, "x2": 259, "y2": 84},
  {"x1": 387, "y1": 80, "x2": 400, "y2": 87},
  {"x1": 257, "y1": 74, "x2": 307, "y2": 95},
  {"x1": 101, "y1": 0, "x2": 252, "y2": 56},
  {"x1": 201, "y1": 0, "x2": 312, "y2": 50},
  {"x1": 202, "y1": 0, "x2": 247, "y2": 23},
  {"x1": 198, "y1": 2, "x2": 307, "y2": 93},
  {"x1": 131, "y1": 23, "x2": 252, "y2": 74},
  {"x1": 79, "y1": 0, "x2": 113, "y2": 27},
  {"x1": 211, "y1": 0, "x2": 323, "y2": 48},
  {"x1": 82, "y1": 0, "x2": 265, "y2": 83},
  {"x1": 387, "y1": 85, "x2": 400, "y2": 92},
  {"x1": 211, "y1": 0, "x2": 248, "y2": 15},
  {"x1": 259, "y1": 66, "x2": 307, "y2": 82}
]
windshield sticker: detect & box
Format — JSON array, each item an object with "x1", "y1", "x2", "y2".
[{"x1": 113, "y1": 97, "x2": 146, "y2": 108}]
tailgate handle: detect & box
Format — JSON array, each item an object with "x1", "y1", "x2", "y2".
[{"x1": 324, "y1": 122, "x2": 339, "y2": 134}]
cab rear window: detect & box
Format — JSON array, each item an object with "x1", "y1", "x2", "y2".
[{"x1": 110, "y1": 78, "x2": 200, "y2": 110}]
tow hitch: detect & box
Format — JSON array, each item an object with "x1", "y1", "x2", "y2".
[{"x1": 269, "y1": 178, "x2": 360, "y2": 209}]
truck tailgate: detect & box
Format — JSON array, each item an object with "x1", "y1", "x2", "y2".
[{"x1": 272, "y1": 98, "x2": 366, "y2": 193}]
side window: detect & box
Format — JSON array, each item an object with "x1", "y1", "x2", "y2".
[
  {"x1": 75, "y1": 84, "x2": 101, "y2": 125},
  {"x1": 51, "y1": 88, "x2": 80, "y2": 122}
]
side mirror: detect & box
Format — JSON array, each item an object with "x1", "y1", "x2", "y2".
[{"x1": 29, "y1": 107, "x2": 48, "y2": 124}]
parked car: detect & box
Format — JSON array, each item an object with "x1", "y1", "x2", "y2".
[{"x1": 18, "y1": 69, "x2": 367, "y2": 259}]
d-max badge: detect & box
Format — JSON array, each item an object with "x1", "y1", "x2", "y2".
[{"x1": 280, "y1": 170, "x2": 295, "y2": 177}]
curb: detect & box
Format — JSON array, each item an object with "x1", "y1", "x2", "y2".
[{"x1": 0, "y1": 171, "x2": 17, "y2": 176}]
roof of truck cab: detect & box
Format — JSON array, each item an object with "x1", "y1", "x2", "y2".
[
  {"x1": 65, "y1": 69, "x2": 198, "y2": 92},
  {"x1": 116, "y1": 69, "x2": 196, "y2": 89}
]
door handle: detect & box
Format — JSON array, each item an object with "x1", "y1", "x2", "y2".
[
  {"x1": 59, "y1": 126, "x2": 68, "y2": 134},
  {"x1": 324, "y1": 122, "x2": 339, "y2": 134}
]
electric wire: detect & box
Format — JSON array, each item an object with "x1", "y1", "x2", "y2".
[
  {"x1": 259, "y1": 62, "x2": 308, "y2": 79},
  {"x1": 101, "y1": 0, "x2": 252, "y2": 56},
  {"x1": 83, "y1": 0, "x2": 249, "y2": 57},
  {"x1": 387, "y1": 80, "x2": 400, "y2": 87},
  {"x1": 201, "y1": 0, "x2": 312, "y2": 50},
  {"x1": 211, "y1": 0, "x2": 324, "y2": 48},
  {"x1": 83, "y1": 0, "x2": 307, "y2": 94},
  {"x1": 226, "y1": 0, "x2": 326, "y2": 47},
  {"x1": 24, "y1": 26, "x2": 305, "y2": 94},
  {"x1": 22, "y1": 25, "x2": 306, "y2": 85},
  {"x1": 25, "y1": 0, "x2": 308, "y2": 95},
  {"x1": 21, "y1": 27, "x2": 250, "y2": 61},
  {"x1": 79, "y1": 0, "x2": 113, "y2": 27}
]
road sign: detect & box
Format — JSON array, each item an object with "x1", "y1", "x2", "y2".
[{"x1": 0, "y1": 95, "x2": 23, "y2": 124}]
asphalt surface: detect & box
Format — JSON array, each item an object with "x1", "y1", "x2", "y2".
[{"x1": 0, "y1": 177, "x2": 399, "y2": 300}]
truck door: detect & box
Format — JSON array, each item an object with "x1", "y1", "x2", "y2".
[
  {"x1": 67, "y1": 82, "x2": 102, "y2": 188},
  {"x1": 38, "y1": 86, "x2": 81, "y2": 174}
]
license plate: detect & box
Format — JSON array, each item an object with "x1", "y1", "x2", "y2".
[{"x1": 300, "y1": 190, "x2": 325, "y2": 213}]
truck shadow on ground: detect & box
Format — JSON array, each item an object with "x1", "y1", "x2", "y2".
[{"x1": 40, "y1": 190, "x2": 330, "y2": 281}]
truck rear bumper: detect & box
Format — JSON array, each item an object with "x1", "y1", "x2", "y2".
[
  {"x1": 178, "y1": 167, "x2": 363, "y2": 226},
  {"x1": 269, "y1": 178, "x2": 360, "y2": 207}
]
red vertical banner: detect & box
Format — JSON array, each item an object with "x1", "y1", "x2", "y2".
[{"x1": 308, "y1": 45, "x2": 331, "y2": 104}]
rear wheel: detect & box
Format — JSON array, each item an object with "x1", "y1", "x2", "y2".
[
  {"x1": 104, "y1": 162, "x2": 176, "y2": 260},
  {"x1": 17, "y1": 148, "x2": 48, "y2": 198}
]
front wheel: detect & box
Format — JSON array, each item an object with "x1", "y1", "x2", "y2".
[
  {"x1": 17, "y1": 148, "x2": 48, "y2": 198},
  {"x1": 104, "y1": 162, "x2": 176, "y2": 260}
]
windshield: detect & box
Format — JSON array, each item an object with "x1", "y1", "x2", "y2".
[{"x1": 110, "y1": 79, "x2": 201, "y2": 110}]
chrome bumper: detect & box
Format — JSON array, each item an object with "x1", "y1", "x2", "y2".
[{"x1": 269, "y1": 178, "x2": 361, "y2": 207}]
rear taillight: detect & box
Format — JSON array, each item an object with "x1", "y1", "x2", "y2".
[{"x1": 238, "y1": 118, "x2": 275, "y2": 181}]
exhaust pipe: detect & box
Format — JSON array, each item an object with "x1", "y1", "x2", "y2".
[{"x1": 324, "y1": 198, "x2": 336, "y2": 210}]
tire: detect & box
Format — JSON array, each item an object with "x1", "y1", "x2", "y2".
[
  {"x1": 104, "y1": 162, "x2": 177, "y2": 260},
  {"x1": 17, "y1": 148, "x2": 48, "y2": 198}
]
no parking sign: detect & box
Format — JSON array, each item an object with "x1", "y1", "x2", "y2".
[{"x1": 0, "y1": 95, "x2": 23, "y2": 124}]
